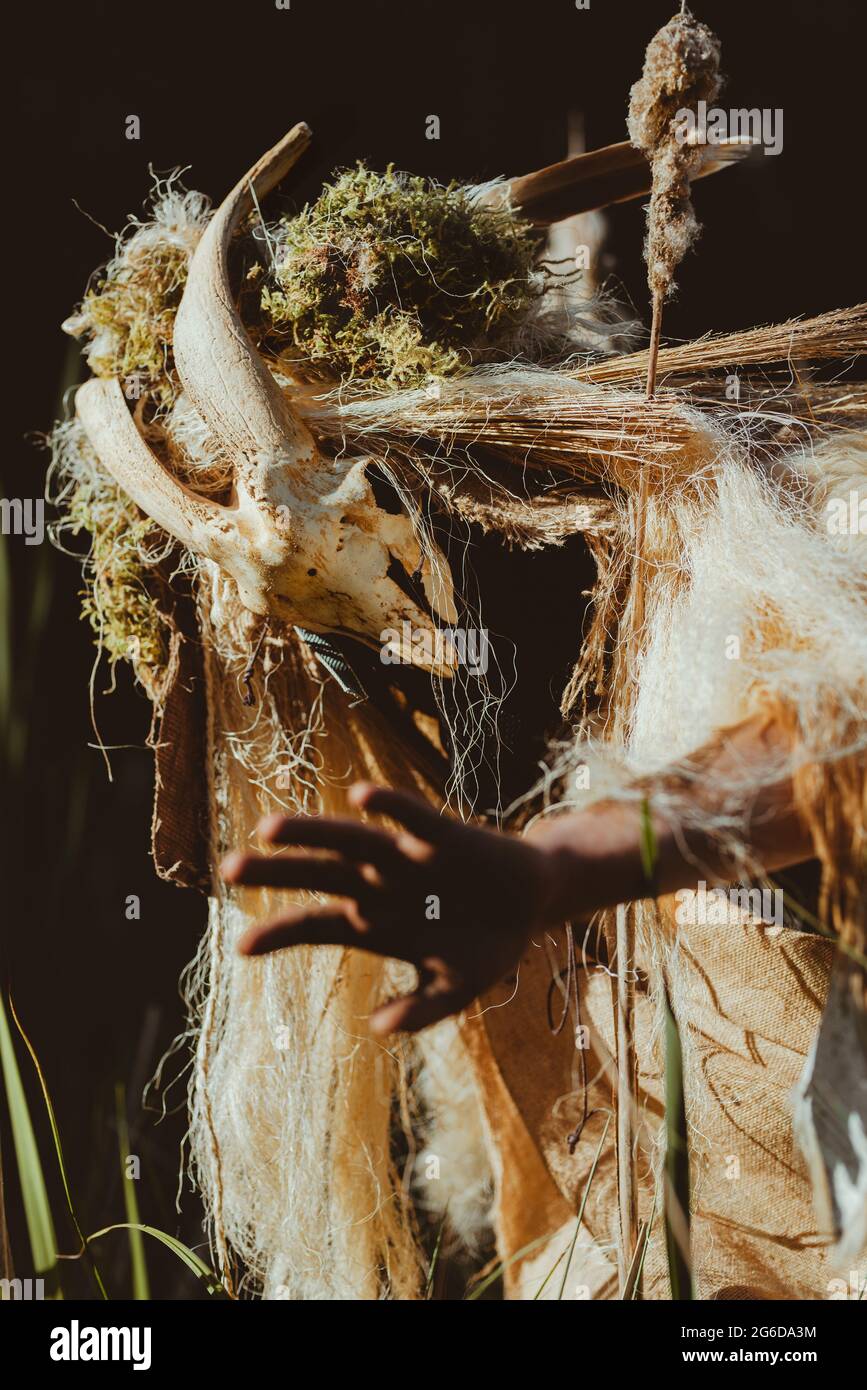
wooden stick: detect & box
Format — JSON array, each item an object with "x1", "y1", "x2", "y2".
[{"x1": 482, "y1": 138, "x2": 750, "y2": 227}]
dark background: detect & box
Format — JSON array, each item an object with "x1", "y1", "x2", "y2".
[{"x1": 3, "y1": 0, "x2": 865, "y2": 1297}]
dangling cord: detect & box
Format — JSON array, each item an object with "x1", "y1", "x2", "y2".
[
  {"x1": 240, "y1": 623, "x2": 267, "y2": 707},
  {"x1": 566, "y1": 962, "x2": 589, "y2": 1156},
  {"x1": 546, "y1": 923, "x2": 576, "y2": 1037},
  {"x1": 544, "y1": 926, "x2": 592, "y2": 1154}
]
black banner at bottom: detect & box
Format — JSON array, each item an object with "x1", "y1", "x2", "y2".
[{"x1": 1, "y1": 1294, "x2": 863, "y2": 1376}]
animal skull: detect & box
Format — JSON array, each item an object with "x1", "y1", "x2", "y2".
[
  {"x1": 74, "y1": 122, "x2": 743, "y2": 673},
  {"x1": 75, "y1": 123, "x2": 458, "y2": 673}
]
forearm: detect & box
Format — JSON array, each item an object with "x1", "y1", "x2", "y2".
[{"x1": 528, "y1": 716, "x2": 814, "y2": 923}]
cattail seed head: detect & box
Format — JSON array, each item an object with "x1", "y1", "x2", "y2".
[{"x1": 627, "y1": 8, "x2": 722, "y2": 301}]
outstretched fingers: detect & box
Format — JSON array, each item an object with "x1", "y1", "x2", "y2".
[
  {"x1": 236, "y1": 904, "x2": 447, "y2": 975},
  {"x1": 221, "y1": 849, "x2": 372, "y2": 900},
  {"x1": 256, "y1": 812, "x2": 412, "y2": 875},
  {"x1": 237, "y1": 906, "x2": 370, "y2": 957},
  {"x1": 349, "y1": 782, "x2": 453, "y2": 845}
]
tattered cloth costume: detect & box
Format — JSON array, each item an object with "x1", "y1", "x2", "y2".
[{"x1": 52, "y1": 113, "x2": 866, "y2": 1298}]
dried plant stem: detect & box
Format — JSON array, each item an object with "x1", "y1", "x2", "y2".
[
  {"x1": 632, "y1": 285, "x2": 664, "y2": 633},
  {"x1": 614, "y1": 283, "x2": 662, "y2": 1299},
  {"x1": 645, "y1": 289, "x2": 664, "y2": 402},
  {"x1": 613, "y1": 0, "x2": 721, "y2": 1286},
  {"x1": 615, "y1": 902, "x2": 640, "y2": 1293}
]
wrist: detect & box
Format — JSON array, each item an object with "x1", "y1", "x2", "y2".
[{"x1": 526, "y1": 802, "x2": 666, "y2": 922}]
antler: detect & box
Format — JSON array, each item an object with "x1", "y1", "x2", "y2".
[
  {"x1": 74, "y1": 123, "x2": 321, "y2": 616},
  {"x1": 75, "y1": 377, "x2": 228, "y2": 556},
  {"x1": 173, "y1": 121, "x2": 318, "y2": 488},
  {"x1": 75, "y1": 376, "x2": 290, "y2": 616},
  {"x1": 75, "y1": 124, "x2": 458, "y2": 651}
]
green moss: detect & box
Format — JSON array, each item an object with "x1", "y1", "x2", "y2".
[
  {"x1": 262, "y1": 164, "x2": 540, "y2": 389},
  {"x1": 63, "y1": 183, "x2": 210, "y2": 412},
  {"x1": 76, "y1": 241, "x2": 189, "y2": 408},
  {"x1": 56, "y1": 183, "x2": 210, "y2": 685},
  {"x1": 64, "y1": 458, "x2": 167, "y2": 675}
]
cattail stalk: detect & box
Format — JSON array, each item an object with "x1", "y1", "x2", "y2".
[{"x1": 613, "y1": 6, "x2": 723, "y2": 1296}]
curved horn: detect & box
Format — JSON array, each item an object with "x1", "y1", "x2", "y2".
[
  {"x1": 173, "y1": 122, "x2": 316, "y2": 477},
  {"x1": 76, "y1": 377, "x2": 231, "y2": 558}
]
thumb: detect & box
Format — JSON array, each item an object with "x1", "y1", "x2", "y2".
[{"x1": 369, "y1": 980, "x2": 468, "y2": 1035}]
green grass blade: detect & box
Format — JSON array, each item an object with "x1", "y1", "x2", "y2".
[
  {"x1": 638, "y1": 796, "x2": 658, "y2": 886},
  {"x1": 663, "y1": 988, "x2": 694, "y2": 1301},
  {"x1": 9, "y1": 996, "x2": 107, "y2": 1298},
  {"x1": 424, "y1": 1208, "x2": 448, "y2": 1299},
  {"x1": 0, "y1": 994, "x2": 61, "y2": 1296},
  {"x1": 465, "y1": 1230, "x2": 558, "y2": 1300},
  {"x1": 115, "y1": 1084, "x2": 150, "y2": 1300},
  {"x1": 532, "y1": 1246, "x2": 568, "y2": 1300},
  {"x1": 471, "y1": 1114, "x2": 612, "y2": 1302},
  {"x1": 623, "y1": 1214, "x2": 652, "y2": 1300},
  {"x1": 557, "y1": 1112, "x2": 611, "y2": 1299},
  {"x1": 88, "y1": 1223, "x2": 225, "y2": 1297},
  {"x1": 0, "y1": 525, "x2": 11, "y2": 761},
  {"x1": 0, "y1": 1142, "x2": 13, "y2": 1282}
]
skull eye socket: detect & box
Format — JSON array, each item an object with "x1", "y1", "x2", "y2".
[
  {"x1": 386, "y1": 553, "x2": 436, "y2": 623},
  {"x1": 364, "y1": 463, "x2": 405, "y2": 517}
]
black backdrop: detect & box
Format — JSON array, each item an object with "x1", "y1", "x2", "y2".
[{"x1": 3, "y1": 0, "x2": 865, "y2": 1296}]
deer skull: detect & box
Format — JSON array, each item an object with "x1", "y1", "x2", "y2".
[{"x1": 75, "y1": 123, "x2": 457, "y2": 672}]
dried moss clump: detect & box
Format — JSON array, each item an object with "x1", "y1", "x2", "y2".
[
  {"x1": 72, "y1": 491, "x2": 167, "y2": 672},
  {"x1": 63, "y1": 182, "x2": 211, "y2": 410},
  {"x1": 54, "y1": 181, "x2": 211, "y2": 691},
  {"x1": 261, "y1": 164, "x2": 540, "y2": 388},
  {"x1": 48, "y1": 420, "x2": 168, "y2": 686}
]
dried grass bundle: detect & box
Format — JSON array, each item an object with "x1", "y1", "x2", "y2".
[{"x1": 580, "y1": 304, "x2": 867, "y2": 386}]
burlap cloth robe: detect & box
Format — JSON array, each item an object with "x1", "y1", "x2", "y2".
[
  {"x1": 148, "y1": 614, "x2": 857, "y2": 1301},
  {"x1": 462, "y1": 910, "x2": 851, "y2": 1300}
]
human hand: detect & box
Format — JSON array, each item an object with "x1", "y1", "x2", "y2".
[{"x1": 221, "y1": 782, "x2": 558, "y2": 1035}]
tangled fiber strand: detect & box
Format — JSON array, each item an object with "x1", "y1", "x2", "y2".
[
  {"x1": 45, "y1": 417, "x2": 176, "y2": 698},
  {"x1": 310, "y1": 367, "x2": 714, "y2": 483},
  {"x1": 550, "y1": 427, "x2": 867, "y2": 844},
  {"x1": 580, "y1": 304, "x2": 867, "y2": 387},
  {"x1": 47, "y1": 179, "x2": 217, "y2": 698}
]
